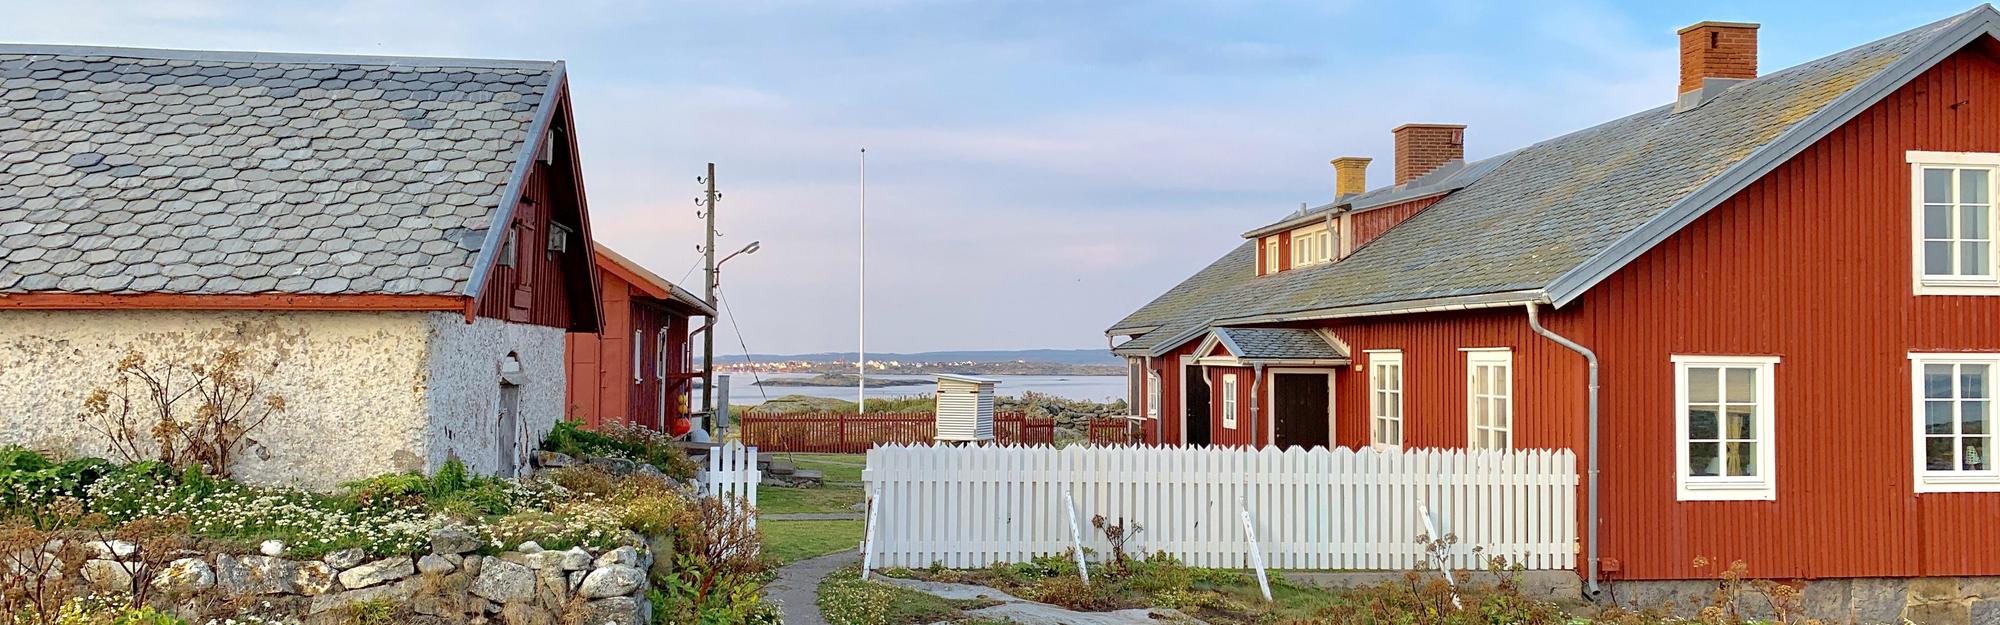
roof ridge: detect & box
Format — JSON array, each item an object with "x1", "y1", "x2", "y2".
[{"x1": 0, "y1": 42, "x2": 559, "y2": 71}]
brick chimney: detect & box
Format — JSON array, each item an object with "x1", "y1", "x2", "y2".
[
  {"x1": 1678, "y1": 21, "x2": 1758, "y2": 94},
  {"x1": 1331, "y1": 157, "x2": 1371, "y2": 197},
  {"x1": 1392, "y1": 124, "x2": 1464, "y2": 185}
]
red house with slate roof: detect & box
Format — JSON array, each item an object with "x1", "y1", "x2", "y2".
[{"x1": 1110, "y1": 6, "x2": 2000, "y2": 603}]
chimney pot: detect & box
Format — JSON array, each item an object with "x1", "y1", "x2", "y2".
[
  {"x1": 1331, "y1": 157, "x2": 1372, "y2": 197},
  {"x1": 1678, "y1": 21, "x2": 1759, "y2": 94},
  {"x1": 1391, "y1": 123, "x2": 1465, "y2": 185}
]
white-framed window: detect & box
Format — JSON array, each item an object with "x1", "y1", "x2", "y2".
[
  {"x1": 1264, "y1": 238, "x2": 1280, "y2": 273},
  {"x1": 1910, "y1": 151, "x2": 2000, "y2": 294},
  {"x1": 1147, "y1": 371, "x2": 1161, "y2": 420},
  {"x1": 1126, "y1": 357, "x2": 1143, "y2": 410},
  {"x1": 1368, "y1": 350, "x2": 1403, "y2": 450},
  {"x1": 1465, "y1": 349, "x2": 1512, "y2": 450},
  {"x1": 632, "y1": 330, "x2": 643, "y2": 383},
  {"x1": 1910, "y1": 353, "x2": 2000, "y2": 492},
  {"x1": 1290, "y1": 224, "x2": 1335, "y2": 268},
  {"x1": 1221, "y1": 374, "x2": 1239, "y2": 430},
  {"x1": 657, "y1": 329, "x2": 668, "y2": 381},
  {"x1": 1672, "y1": 355, "x2": 1778, "y2": 501}
]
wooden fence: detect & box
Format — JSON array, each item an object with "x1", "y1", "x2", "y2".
[
  {"x1": 860, "y1": 444, "x2": 1578, "y2": 571},
  {"x1": 698, "y1": 442, "x2": 761, "y2": 528},
  {"x1": 1087, "y1": 417, "x2": 1142, "y2": 446},
  {"x1": 739, "y1": 411, "x2": 1053, "y2": 453}
]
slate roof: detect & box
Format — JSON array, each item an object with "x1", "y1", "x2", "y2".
[
  {"x1": 0, "y1": 44, "x2": 563, "y2": 296},
  {"x1": 1213, "y1": 327, "x2": 1347, "y2": 361},
  {"x1": 1112, "y1": 6, "x2": 1991, "y2": 357}
]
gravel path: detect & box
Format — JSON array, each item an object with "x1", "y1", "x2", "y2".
[
  {"x1": 768, "y1": 550, "x2": 859, "y2": 625},
  {"x1": 875, "y1": 576, "x2": 1210, "y2": 625}
]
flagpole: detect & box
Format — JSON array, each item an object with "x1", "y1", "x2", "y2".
[{"x1": 858, "y1": 148, "x2": 867, "y2": 414}]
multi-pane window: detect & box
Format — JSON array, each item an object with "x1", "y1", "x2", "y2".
[
  {"x1": 1369, "y1": 351, "x2": 1403, "y2": 449},
  {"x1": 1911, "y1": 353, "x2": 2000, "y2": 492},
  {"x1": 1910, "y1": 152, "x2": 2000, "y2": 294},
  {"x1": 1673, "y1": 355, "x2": 1778, "y2": 501},
  {"x1": 1466, "y1": 349, "x2": 1512, "y2": 450},
  {"x1": 1264, "y1": 239, "x2": 1279, "y2": 273},
  {"x1": 1290, "y1": 225, "x2": 1335, "y2": 268},
  {"x1": 1221, "y1": 375, "x2": 1239, "y2": 429}
]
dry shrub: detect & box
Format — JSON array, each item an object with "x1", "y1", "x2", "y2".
[
  {"x1": 76, "y1": 348, "x2": 286, "y2": 479},
  {"x1": 0, "y1": 520, "x2": 89, "y2": 624},
  {"x1": 1032, "y1": 575, "x2": 1118, "y2": 611}
]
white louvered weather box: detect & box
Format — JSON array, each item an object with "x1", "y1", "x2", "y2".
[{"x1": 933, "y1": 374, "x2": 999, "y2": 443}]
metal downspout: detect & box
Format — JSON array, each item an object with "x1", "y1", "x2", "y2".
[
  {"x1": 1249, "y1": 362, "x2": 1265, "y2": 446},
  {"x1": 1525, "y1": 303, "x2": 1600, "y2": 598}
]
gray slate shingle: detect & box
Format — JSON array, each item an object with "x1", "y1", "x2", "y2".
[
  {"x1": 1215, "y1": 327, "x2": 1346, "y2": 361},
  {"x1": 1111, "y1": 8, "x2": 1973, "y2": 356},
  {"x1": 0, "y1": 45, "x2": 559, "y2": 296}
]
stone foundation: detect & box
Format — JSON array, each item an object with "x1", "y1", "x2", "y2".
[
  {"x1": 49, "y1": 527, "x2": 654, "y2": 625},
  {"x1": 1606, "y1": 576, "x2": 2000, "y2": 625}
]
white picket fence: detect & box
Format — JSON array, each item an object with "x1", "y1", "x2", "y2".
[
  {"x1": 699, "y1": 443, "x2": 761, "y2": 527},
  {"x1": 861, "y1": 444, "x2": 1577, "y2": 571}
]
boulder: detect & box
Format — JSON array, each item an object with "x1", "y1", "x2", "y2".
[
  {"x1": 295, "y1": 561, "x2": 336, "y2": 596},
  {"x1": 323, "y1": 548, "x2": 368, "y2": 570},
  {"x1": 579, "y1": 565, "x2": 645, "y2": 599},
  {"x1": 587, "y1": 456, "x2": 638, "y2": 475},
  {"x1": 86, "y1": 540, "x2": 137, "y2": 560},
  {"x1": 521, "y1": 550, "x2": 567, "y2": 570},
  {"x1": 595, "y1": 546, "x2": 641, "y2": 569},
  {"x1": 417, "y1": 554, "x2": 456, "y2": 576},
  {"x1": 217, "y1": 554, "x2": 301, "y2": 595},
  {"x1": 153, "y1": 558, "x2": 214, "y2": 594},
  {"x1": 337, "y1": 557, "x2": 414, "y2": 590},
  {"x1": 308, "y1": 579, "x2": 418, "y2": 615},
  {"x1": 574, "y1": 596, "x2": 647, "y2": 625},
  {"x1": 430, "y1": 526, "x2": 482, "y2": 555},
  {"x1": 468, "y1": 558, "x2": 534, "y2": 603},
  {"x1": 532, "y1": 450, "x2": 577, "y2": 468},
  {"x1": 81, "y1": 559, "x2": 132, "y2": 590},
  {"x1": 558, "y1": 547, "x2": 592, "y2": 571},
  {"x1": 517, "y1": 540, "x2": 545, "y2": 554}
]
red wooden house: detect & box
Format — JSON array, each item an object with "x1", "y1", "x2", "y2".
[
  {"x1": 564, "y1": 244, "x2": 713, "y2": 434},
  {"x1": 1111, "y1": 6, "x2": 2000, "y2": 595}
]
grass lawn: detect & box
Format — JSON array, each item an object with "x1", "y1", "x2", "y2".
[
  {"x1": 768, "y1": 452, "x2": 866, "y2": 483},
  {"x1": 758, "y1": 484, "x2": 864, "y2": 515},
  {"x1": 761, "y1": 519, "x2": 863, "y2": 565},
  {"x1": 818, "y1": 565, "x2": 1002, "y2": 625}
]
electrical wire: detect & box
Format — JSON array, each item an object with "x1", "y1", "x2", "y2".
[{"x1": 714, "y1": 286, "x2": 770, "y2": 402}]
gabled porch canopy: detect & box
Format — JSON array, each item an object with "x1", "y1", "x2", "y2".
[{"x1": 1194, "y1": 327, "x2": 1350, "y2": 367}]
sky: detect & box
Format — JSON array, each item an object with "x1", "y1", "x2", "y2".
[{"x1": 0, "y1": 0, "x2": 1985, "y2": 354}]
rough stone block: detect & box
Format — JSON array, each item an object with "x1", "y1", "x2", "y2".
[
  {"x1": 1850, "y1": 578, "x2": 1911, "y2": 624},
  {"x1": 337, "y1": 557, "x2": 414, "y2": 590},
  {"x1": 1908, "y1": 602, "x2": 1971, "y2": 625},
  {"x1": 468, "y1": 558, "x2": 534, "y2": 603},
  {"x1": 579, "y1": 565, "x2": 645, "y2": 599}
]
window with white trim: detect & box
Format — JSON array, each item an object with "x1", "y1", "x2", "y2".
[
  {"x1": 1466, "y1": 349, "x2": 1512, "y2": 450},
  {"x1": 1910, "y1": 353, "x2": 2000, "y2": 492},
  {"x1": 657, "y1": 330, "x2": 668, "y2": 381},
  {"x1": 1126, "y1": 358, "x2": 1143, "y2": 410},
  {"x1": 1910, "y1": 152, "x2": 2000, "y2": 294},
  {"x1": 1290, "y1": 224, "x2": 1334, "y2": 268},
  {"x1": 1147, "y1": 371, "x2": 1161, "y2": 420},
  {"x1": 1221, "y1": 374, "x2": 1239, "y2": 430},
  {"x1": 1673, "y1": 355, "x2": 1778, "y2": 501},
  {"x1": 1264, "y1": 238, "x2": 1279, "y2": 273},
  {"x1": 1369, "y1": 351, "x2": 1403, "y2": 449},
  {"x1": 632, "y1": 330, "x2": 643, "y2": 383}
]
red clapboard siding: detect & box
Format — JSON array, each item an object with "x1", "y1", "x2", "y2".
[{"x1": 1349, "y1": 196, "x2": 1442, "y2": 253}]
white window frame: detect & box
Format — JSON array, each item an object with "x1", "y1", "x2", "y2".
[
  {"x1": 1221, "y1": 374, "x2": 1239, "y2": 430},
  {"x1": 1367, "y1": 350, "x2": 1403, "y2": 451},
  {"x1": 1909, "y1": 352, "x2": 2000, "y2": 493},
  {"x1": 632, "y1": 330, "x2": 643, "y2": 383},
  {"x1": 1672, "y1": 355, "x2": 1779, "y2": 501},
  {"x1": 1289, "y1": 224, "x2": 1334, "y2": 268},
  {"x1": 1909, "y1": 151, "x2": 2000, "y2": 295},
  {"x1": 1147, "y1": 370, "x2": 1161, "y2": 420},
  {"x1": 656, "y1": 329, "x2": 668, "y2": 381},
  {"x1": 1264, "y1": 238, "x2": 1280, "y2": 273},
  {"x1": 1464, "y1": 348, "x2": 1512, "y2": 450}
]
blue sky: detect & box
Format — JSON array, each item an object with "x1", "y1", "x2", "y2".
[{"x1": 2, "y1": 0, "x2": 1985, "y2": 354}]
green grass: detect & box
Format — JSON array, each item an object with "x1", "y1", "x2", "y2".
[
  {"x1": 769, "y1": 452, "x2": 866, "y2": 484},
  {"x1": 757, "y1": 485, "x2": 865, "y2": 515},
  {"x1": 761, "y1": 519, "x2": 863, "y2": 565},
  {"x1": 817, "y1": 565, "x2": 993, "y2": 625}
]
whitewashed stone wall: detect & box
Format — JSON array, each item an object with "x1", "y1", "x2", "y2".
[
  {"x1": 0, "y1": 310, "x2": 568, "y2": 490},
  {"x1": 420, "y1": 313, "x2": 566, "y2": 478}
]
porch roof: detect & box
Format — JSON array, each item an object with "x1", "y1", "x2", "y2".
[{"x1": 1207, "y1": 327, "x2": 1348, "y2": 364}]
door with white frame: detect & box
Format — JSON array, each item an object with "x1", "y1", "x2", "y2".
[{"x1": 1267, "y1": 368, "x2": 1335, "y2": 449}]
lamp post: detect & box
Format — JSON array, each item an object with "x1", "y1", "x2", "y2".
[{"x1": 705, "y1": 240, "x2": 760, "y2": 440}]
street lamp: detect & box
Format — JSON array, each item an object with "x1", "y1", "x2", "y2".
[{"x1": 704, "y1": 240, "x2": 760, "y2": 440}]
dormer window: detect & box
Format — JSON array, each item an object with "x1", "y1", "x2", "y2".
[
  {"x1": 1291, "y1": 224, "x2": 1334, "y2": 267},
  {"x1": 1264, "y1": 238, "x2": 1279, "y2": 274}
]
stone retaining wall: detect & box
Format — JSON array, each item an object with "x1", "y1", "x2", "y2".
[
  {"x1": 65, "y1": 526, "x2": 654, "y2": 625},
  {"x1": 1608, "y1": 576, "x2": 2000, "y2": 625}
]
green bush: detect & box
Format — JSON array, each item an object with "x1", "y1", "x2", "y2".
[
  {"x1": 541, "y1": 420, "x2": 698, "y2": 480},
  {"x1": 0, "y1": 447, "x2": 114, "y2": 509},
  {"x1": 342, "y1": 458, "x2": 512, "y2": 518}
]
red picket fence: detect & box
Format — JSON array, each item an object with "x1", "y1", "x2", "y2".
[
  {"x1": 1087, "y1": 416, "x2": 1143, "y2": 446},
  {"x1": 738, "y1": 411, "x2": 1054, "y2": 453}
]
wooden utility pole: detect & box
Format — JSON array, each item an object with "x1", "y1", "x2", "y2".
[{"x1": 700, "y1": 163, "x2": 720, "y2": 438}]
